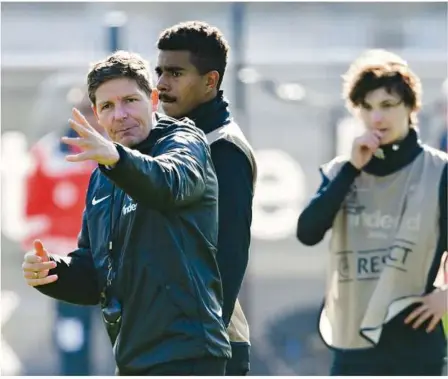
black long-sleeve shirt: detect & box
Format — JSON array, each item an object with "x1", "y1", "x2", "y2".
[
  {"x1": 186, "y1": 92, "x2": 253, "y2": 328},
  {"x1": 296, "y1": 128, "x2": 447, "y2": 362},
  {"x1": 211, "y1": 140, "x2": 253, "y2": 326},
  {"x1": 297, "y1": 162, "x2": 360, "y2": 246}
]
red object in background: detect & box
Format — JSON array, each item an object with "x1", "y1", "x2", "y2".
[{"x1": 22, "y1": 132, "x2": 96, "y2": 256}]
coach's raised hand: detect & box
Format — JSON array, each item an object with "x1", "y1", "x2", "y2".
[
  {"x1": 62, "y1": 108, "x2": 120, "y2": 166},
  {"x1": 22, "y1": 240, "x2": 58, "y2": 287}
]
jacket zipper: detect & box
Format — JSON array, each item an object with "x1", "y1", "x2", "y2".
[
  {"x1": 105, "y1": 185, "x2": 116, "y2": 289},
  {"x1": 107, "y1": 187, "x2": 126, "y2": 299}
]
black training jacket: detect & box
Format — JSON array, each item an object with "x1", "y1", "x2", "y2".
[{"x1": 37, "y1": 114, "x2": 231, "y2": 374}]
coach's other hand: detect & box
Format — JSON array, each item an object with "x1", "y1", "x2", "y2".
[
  {"x1": 22, "y1": 240, "x2": 58, "y2": 287},
  {"x1": 61, "y1": 108, "x2": 120, "y2": 166}
]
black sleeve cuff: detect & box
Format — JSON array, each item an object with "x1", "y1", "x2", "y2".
[
  {"x1": 99, "y1": 143, "x2": 127, "y2": 174},
  {"x1": 338, "y1": 161, "x2": 361, "y2": 180}
]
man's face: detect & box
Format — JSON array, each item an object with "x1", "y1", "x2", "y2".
[
  {"x1": 93, "y1": 77, "x2": 152, "y2": 147},
  {"x1": 357, "y1": 87, "x2": 412, "y2": 145},
  {"x1": 156, "y1": 50, "x2": 214, "y2": 118}
]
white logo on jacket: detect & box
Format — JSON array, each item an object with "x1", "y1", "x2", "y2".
[{"x1": 122, "y1": 200, "x2": 137, "y2": 215}]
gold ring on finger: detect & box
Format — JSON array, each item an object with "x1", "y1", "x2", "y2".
[{"x1": 33, "y1": 271, "x2": 39, "y2": 279}]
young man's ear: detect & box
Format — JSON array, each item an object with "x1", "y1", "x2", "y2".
[{"x1": 205, "y1": 71, "x2": 220, "y2": 92}]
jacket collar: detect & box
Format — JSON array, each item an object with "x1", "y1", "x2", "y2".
[
  {"x1": 185, "y1": 91, "x2": 231, "y2": 134},
  {"x1": 129, "y1": 122, "x2": 166, "y2": 153},
  {"x1": 364, "y1": 127, "x2": 423, "y2": 176}
]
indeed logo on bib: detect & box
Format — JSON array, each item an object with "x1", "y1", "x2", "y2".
[
  {"x1": 122, "y1": 202, "x2": 137, "y2": 215},
  {"x1": 350, "y1": 210, "x2": 421, "y2": 232}
]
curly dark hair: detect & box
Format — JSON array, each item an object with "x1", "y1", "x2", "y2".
[
  {"x1": 157, "y1": 21, "x2": 230, "y2": 89},
  {"x1": 87, "y1": 50, "x2": 152, "y2": 105},
  {"x1": 342, "y1": 49, "x2": 422, "y2": 126}
]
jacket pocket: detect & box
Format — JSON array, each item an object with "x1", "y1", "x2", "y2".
[
  {"x1": 149, "y1": 263, "x2": 199, "y2": 321},
  {"x1": 118, "y1": 267, "x2": 171, "y2": 349},
  {"x1": 149, "y1": 264, "x2": 203, "y2": 339}
]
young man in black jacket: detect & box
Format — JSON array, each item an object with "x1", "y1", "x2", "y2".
[
  {"x1": 21, "y1": 50, "x2": 231, "y2": 376},
  {"x1": 155, "y1": 21, "x2": 257, "y2": 376}
]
